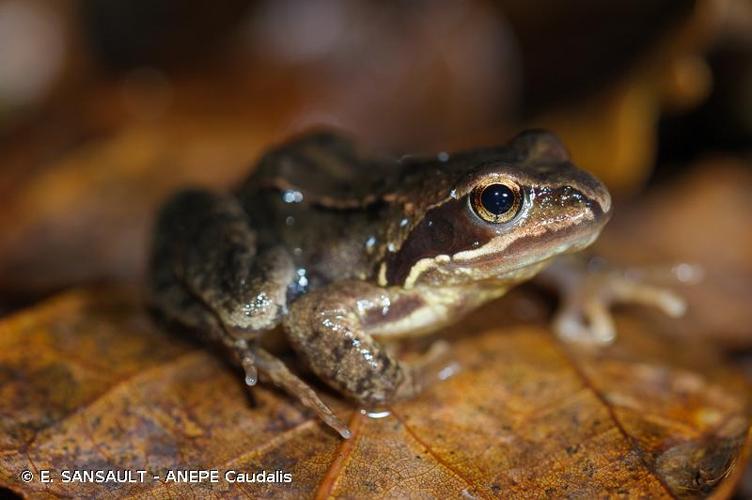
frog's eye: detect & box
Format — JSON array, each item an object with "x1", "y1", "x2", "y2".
[{"x1": 470, "y1": 181, "x2": 522, "y2": 223}]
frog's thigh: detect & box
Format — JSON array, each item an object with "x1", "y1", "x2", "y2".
[
  {"x1": 187, "y1": 245, "x2": 295, "y2": 333},
  {"x1": 284, "y1": 282, "x2": 446, "y2": 405},
  {"x1": 150, "y1": 190, "x2": 233, "y2": 341},
  {"x1": 150, "y1": 273, "x2": 230, "y2": 345},
  {"x1": 150, "y1": 189, "x2": 295, "y2": 334}
]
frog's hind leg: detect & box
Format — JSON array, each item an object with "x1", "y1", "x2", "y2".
[
  {"x1": 148, "y1": 282, "x2": 350, "y2": 436},
  {"x1": 148, "y1": 189, "x2": 349, "y2": 436},
  {"x1": 147, "y1": 256, "x2": 260, "y2": 383},
  {"x1": 149, "y1": 288, "x2": 350, "y2": 437},
  {"x1": 150, "y1": 188, "x2": 292, "y2": 377},
  {"x1": 151, "y1": 189, "x2": 296, "y2": 332},
  {"x1": 250, "y1": 347, "x2": 353, "y2": 438}
]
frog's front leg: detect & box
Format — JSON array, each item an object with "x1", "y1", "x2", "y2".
[
  {"x1": 284, "y1": 281, "x2": 449, "y2": 406},
  {"x1": 539, "y1": 255, "x2": 701, "y2": 344}
]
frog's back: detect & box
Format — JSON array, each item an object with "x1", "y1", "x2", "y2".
[
  {"x1": 235, "y1": 131, "x2": 403, "y2": 290},
  {"x1": 237, "y1": 131, "x2": 403, "y2": 205},
  {"x1": 232, "y1": 131, "x2": 534, "y2": 291}
]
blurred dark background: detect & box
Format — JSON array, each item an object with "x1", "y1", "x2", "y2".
[{"x1": 0, "y1": 0, "x2": 750, "y2": 309}]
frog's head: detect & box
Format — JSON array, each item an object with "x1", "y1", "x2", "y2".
[{"x1": 381, "y1": 130, "x2": 612, "y2": 288}]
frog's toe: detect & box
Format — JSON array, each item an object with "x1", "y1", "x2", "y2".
[
  {"x1": 241, "y1": 354, "x2": 258, "y2": 386},
  {"x1": 553, "y1": 297, "x2": 616, "y2": 345},
  {"x1": 253, "y1": 347, "x2": 352, "y2": 439},
  {"x1": 609, "y1": 279, "x2": 687, "y2": 318}
]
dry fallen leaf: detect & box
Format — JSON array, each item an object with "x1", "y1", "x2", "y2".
[{"x1": 0, "y1": 288, "x2": 748, "y2": 498}]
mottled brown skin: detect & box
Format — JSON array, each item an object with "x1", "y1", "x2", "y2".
[{"x1": 148, "y1": 130, "x2": 612, "y2": 438}]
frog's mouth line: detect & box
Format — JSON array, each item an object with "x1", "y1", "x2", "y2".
[{"x1": 447, "y1": 219, "x2": 606, "y2": 278}]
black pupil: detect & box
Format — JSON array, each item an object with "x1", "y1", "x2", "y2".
[{"x1": 481, "y1": 184, "x2": 515, "y2": 215}]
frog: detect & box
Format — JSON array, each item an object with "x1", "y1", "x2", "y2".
[{"x1": 147, "y1": 129, "x2": 684, "y2": 438}]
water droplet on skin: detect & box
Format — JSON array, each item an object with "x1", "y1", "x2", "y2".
[
  {"x1": 437, "y1": 151, "x2": 450, "y2": 162},
  {"x1": 449, "y1": 189, "x2": 458, "y2": 199},
  {"x1": 380, "y1": 295, "x2": 391, "y2": 316},
  {"x1": 400, "y1": 218, "x2": 409, "y2": 227},
  {"x1": 293, "y1": 247, "x2": 303, "y2": 256},
  {"x1": 365, "y1": 236, "x2": 376, "y2": 251},
  {"x1": 285, "y1": 216, "x2": 295, "y2": 226},
  {"x1": 355, "y1": 299, "x2": 370, "y2": 315},
  {"x1": 242, "y1": 357, "x2": 257, "y2": 385},
  {"x1": 387, "y1": 242, "x2": 397, "y2": 252},
  {"x1": 295, "y1": 268, "x2": 309, "y2": 288},
  {"x1": 282, "y1": 189, "x2": 303, "y2": 203}
]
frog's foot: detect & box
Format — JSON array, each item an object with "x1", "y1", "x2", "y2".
[
  {"x1": 234, "y1": 341, "x2": 351, "y2": 439},
  {"x1": 553, "y1": 277, "x2": 686, "y2": 344},
  {"x1": 541, "y1": 257, "x2": 702, "y2": 345},
  {"x1": 232, "y1": 339, "x2": 259, "y2": 386}
]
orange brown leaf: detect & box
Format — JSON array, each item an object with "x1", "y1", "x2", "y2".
[{"x1": 0, "y1": 288, "x2": 749, "y2": 498}]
